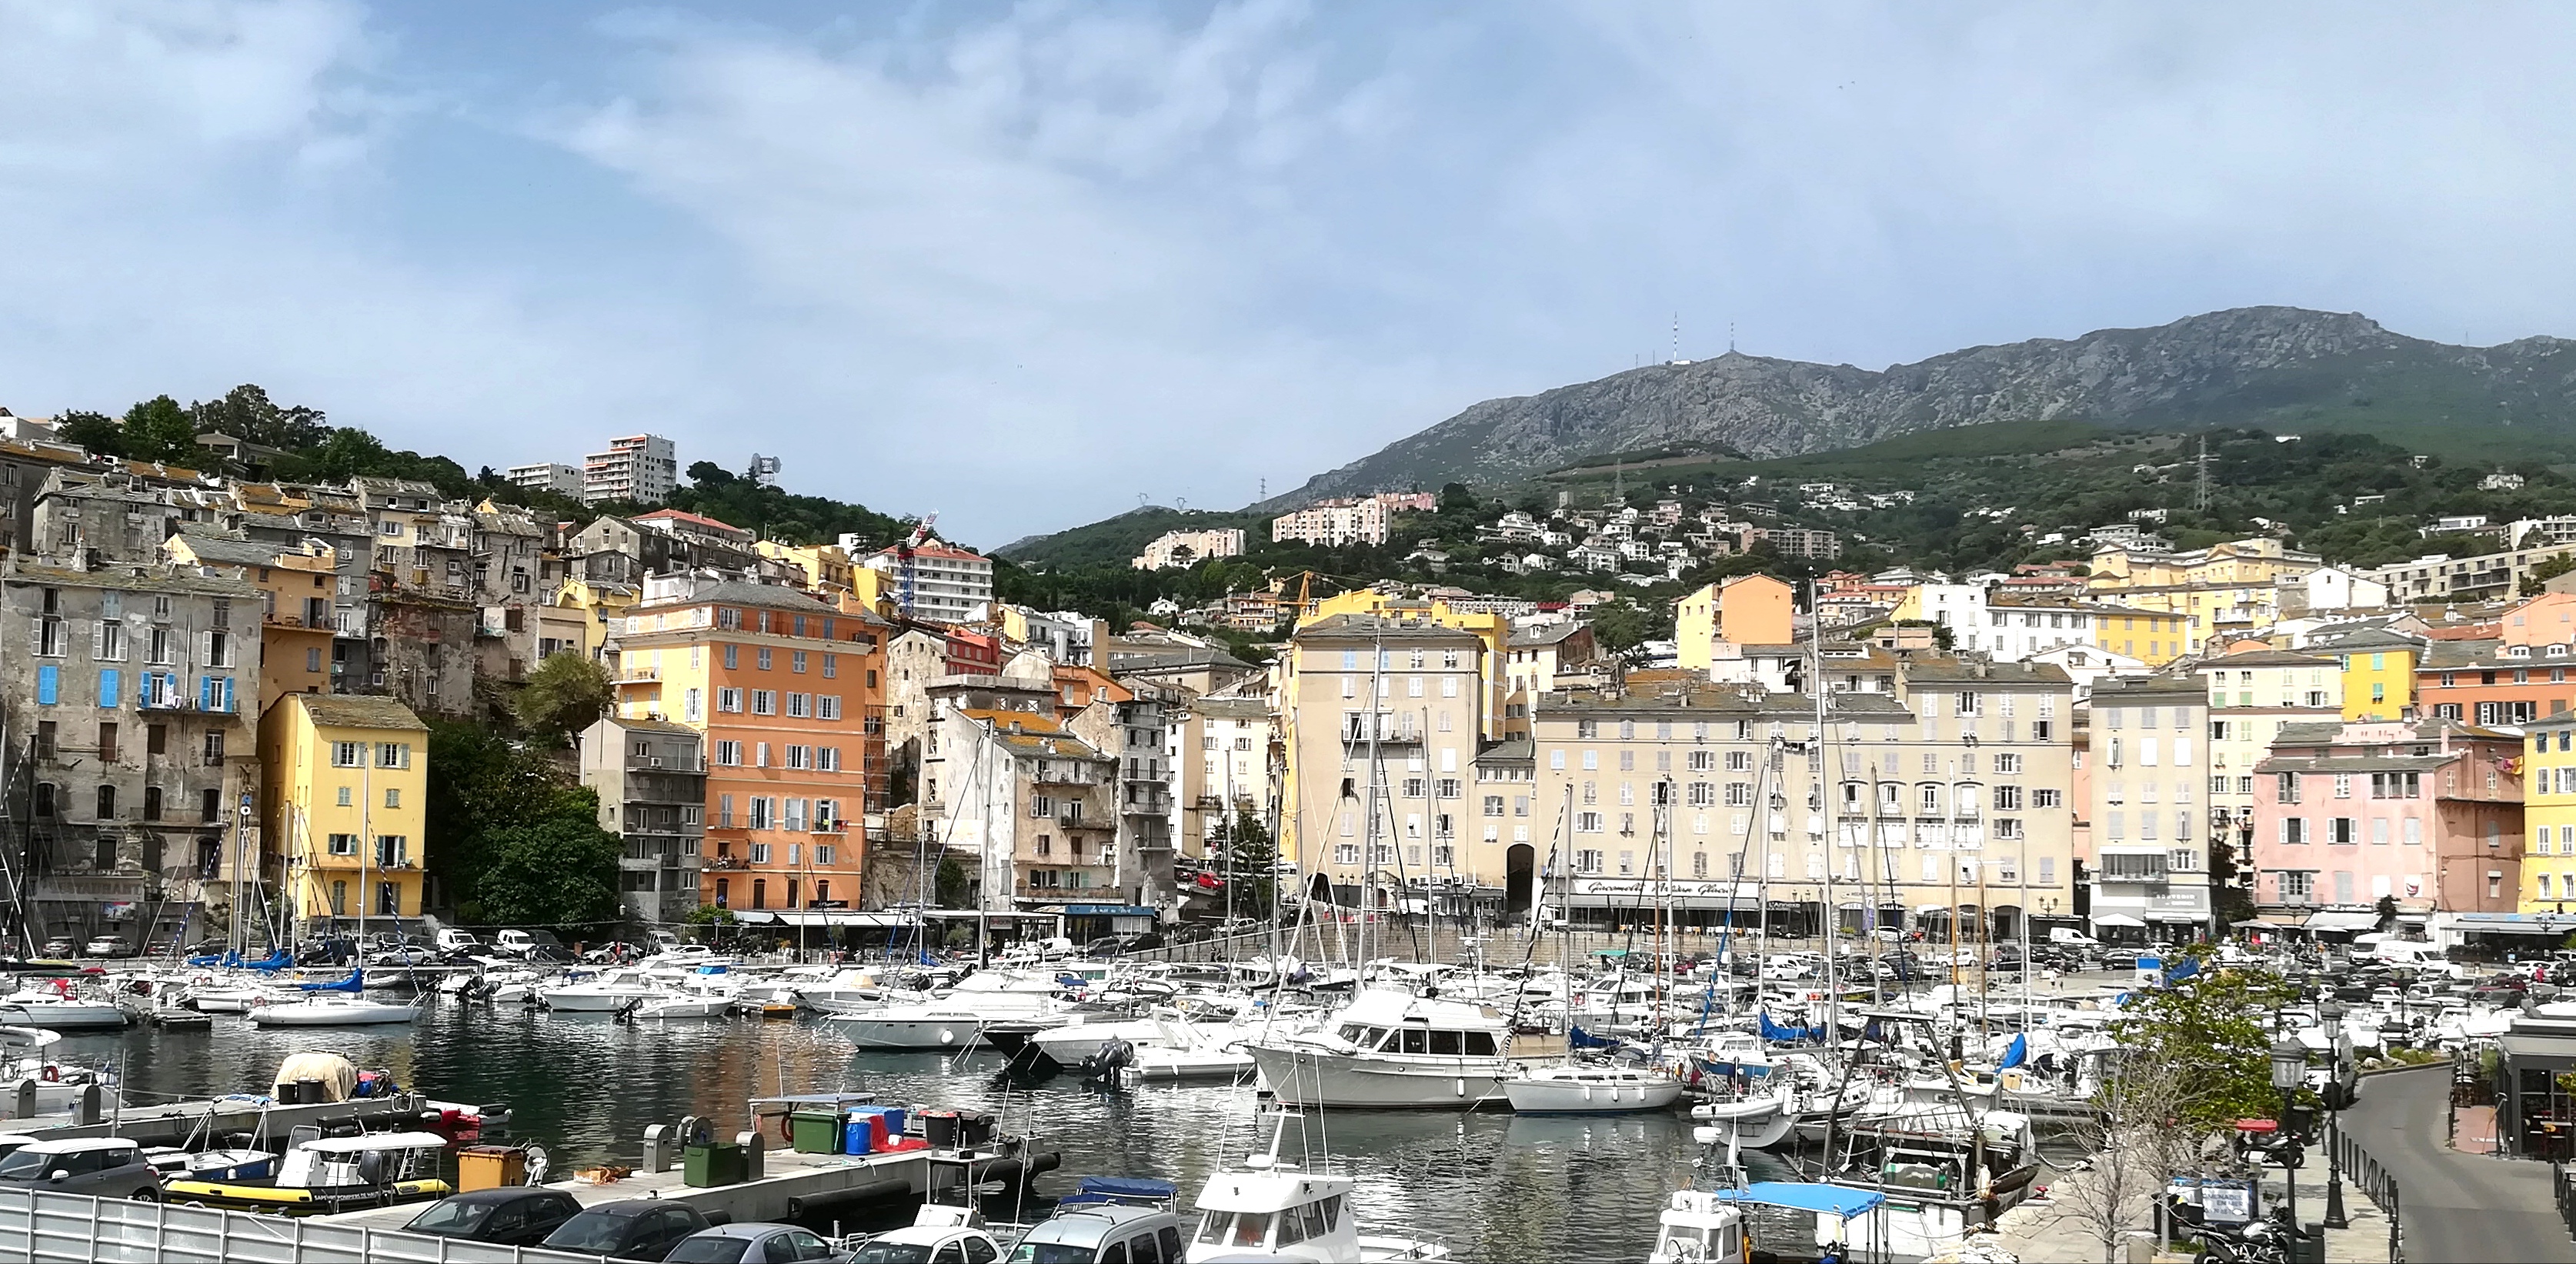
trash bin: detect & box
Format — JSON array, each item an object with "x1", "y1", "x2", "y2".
[
  {"x1": 921, "y1": 1109, "x2": 962, "y2": 1149},
  {"x1": 789, "y1": 1111, "x2": 843, "y2": 1155},
  {"x1": 457, "y1": 1146, "x2": 527, "y2": 1192},
  {"x1": 684, "y1": 1140, "x2": 746, "y2": 1188},
  {"x1": 2289, "y1": 1224, "x2": 2324, "y2": 1264},
  {"x1": 843, "y1": 1113, "x2": 876, "y2": 1156}
]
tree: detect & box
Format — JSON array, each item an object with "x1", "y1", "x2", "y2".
[
  {"x1": 2524, "y1": 552, "x2": 2576, "y2": 596},
  {"x1": 2057, "y1": 1049, "x2": 2201, "y2": 1263},
  {"x1": 1589, "y1": 597, "x2": 1658, "y2": 659},
  {"x1": 55, "y1": 410, "x2": 122, "y2": 456},
  {"x1": 121, "y1": 395, "x2": 197, "y2": 462},
  {"x1": 935, "y1": 855, "x2": 972, "y2": 908},
  {"x1": 514, "y1": 654, "x2": 612, "y2": 740},
  {"x1": 2374, "y1": 893, "x2": 2399, "y2": 933},
  {"x1": 2108, "y1": 949, "x2": 2300, "y2": 1134},
  {"x1": 469, "y1": 809, "x2": 623, "y2": 931},
  {"x1": 1218, "y1": 805, "x2": 1280, "y2": 915}
]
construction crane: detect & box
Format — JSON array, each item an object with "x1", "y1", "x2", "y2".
[{"x1": 895, "y1": 512, "x2": 939, "y2": 618}]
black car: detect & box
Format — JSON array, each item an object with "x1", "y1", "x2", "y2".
[
  {"x1": 403, "y1": 1187, "x2": 584, "y2": 1246},
  {"x1": 542, "y1": 1198, "x2": 716, "y2": 1262}
]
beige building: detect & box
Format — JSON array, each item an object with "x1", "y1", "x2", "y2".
[
  {"x1": 1133, "y1": 528, "x2": 1247, "y2": 570},
  {"x1": 1279, "y1": 614, "x2": 1491, "y2": 909},
  {"x1": 1180, "y1": 694, "x2": 1276, "y2": 859},
  {"x1": 2083, "y1": 674, "x2": 2217, "y2": 937},
  {"x1": 1526, "y1": 657, "x2": 2077, "y2": 941},
  {"x1": 2197, "y1": 647, "x2": 2344, "y2": 852}
]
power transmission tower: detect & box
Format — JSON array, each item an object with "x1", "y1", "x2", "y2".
[{"x1": 2194, "y1": 435, "x2": 2214, "y2": 512}]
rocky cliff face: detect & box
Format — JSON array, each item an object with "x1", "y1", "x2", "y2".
[{"x1": 1265, "y1": 306, "x2": 2576, "y2": 507}]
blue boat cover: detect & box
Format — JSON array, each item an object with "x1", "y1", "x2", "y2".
[
  {"x1": 1569, "y1": 1025, "x2": 1620, "y2": 1049},
  {"x1": 1997, "y1": 1032, "x2": 2027, "y2": 1071},
  {"x1": 1715, "y1": 1182, "x2": 1887, "y2": 1218},
  {"x1": 298, "y1": 969, "x2": 363, "y2": 992},
  {"x1": 1076, "y1": 1176, "x2": 1177, "y2": 1199},
  {"x1": 1757, "y1": 1012, "x2": 1818, "y2": 1042}
]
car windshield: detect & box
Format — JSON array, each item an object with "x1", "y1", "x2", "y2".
[
  {"x1": 405, "y1": 1200, "x2": 496, "y2": 1234},
  {"x1": 0, "y1": 1149, "x2": 52, "y2": 1179},
  {"x1": 546, "y1": 1209, "x2": 644, "y2": 1252},
  {"x1": 665, "y1": 1238, "x2": 752, "y2": 1264},
  {"x1": 1004, "y1": 1244, "x2": 1101, "y2": 1264},
  {"x1": 849, "y1": 1244, "x2": 935, "y2": 1264}
]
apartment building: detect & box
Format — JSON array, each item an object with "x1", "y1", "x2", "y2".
[
  {"x1": 2519, "y1": 714, "x2": 2576, "y2": 912},
  {"x1": 1279, "y1": 614, "x2": 1490, "y2": 909},
  {"x1": 2199, "y1": 648, "x2": 2343, "y2": 860},
  {"x1": 859, "y1": 540, "x2": 995, "y2": 624},
  {"x1": 1069, "y1": 680, "x2": 1180, "y2": 911},
  {"x1": 1526, "y1": 659, "x2": 2077, "y2": 942},
  {"x1": 1181, "y1": 695, "x2": 1276, "y2": 861},
  {"x1": 2312, "y1": 629, "x2": 2424, "y2": 722},
  {"x1": 1673, "y1": 575, "x2": 1794, "y2": 674},
  {"x1": 2250, "y1": 718, "x2": 2522, "y2": 915},
  {"x1": 1, "y1": 562, "x2": 263, "y2": 945},
  {"x1": 1133, "y1": 528, "x2": 1247, "y2": 570},
  {"x1": 923, "y1": 685, "x2": 1119, "y2": 910},
  {"x1": 163, "y1": 528, "x2": 338, "y2": 712},
  {"x1": 1269, "y1": 492, "x2": 1435, "y2": 549},
  {"x1": 609, "y1": 573, "x2": 884, "y2": 915},
  {"x1": 2084, "y1": 674, "x2": 2214, "y2": 939},
  {"x1": 261, "y1": 692, "x2": 427, "y2": 929},
  {"x1": 506, "y1": 462, "x2": 585, "y2": 499},
  {"x1": 2414, "y1": 599, "x2": 2576, "y2": 725},
  {"x1": 580, "y1": 717, "x2": 709, "y2": 923},
  {"x1": 2365, "y1": 542, "x2": 2576, "y2": 604},
  {"x1": 583, "y1": 434, "x2": 679, "y2": 505}
]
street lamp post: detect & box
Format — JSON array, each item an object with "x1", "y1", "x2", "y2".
[
  {"x1": 2271, "y1": 1032, "x2": 2308, "y2": 1244},
  {"x1": 2318, "y1": 996, "x2": 2351, "y2": 1230}
]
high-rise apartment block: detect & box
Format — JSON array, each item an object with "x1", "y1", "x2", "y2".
[
  {"x1": 507, "y1": 462, "x2": 586, "y2": 499},
  {"x1": 584, "y1": 434, "x2": 679, "y2": 505}
]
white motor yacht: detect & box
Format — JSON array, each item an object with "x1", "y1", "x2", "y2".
[
  {"x1": 1183, "y1": 1110, "x2": 1450, "y2": 1262},
  {"x1": 1502, "y1": 1062, "x2": 1687, "y2": 1114},
  {"x1": 1246, "y1": 989, "x2": 1514, "y2": 1109},
  {"x1": 1645, "y1": 1189, "x2": 1750, "y2": 1264},
  {"x1": 1690, "y1": 1089, "x2": 1797, "y2": 1150},
  {"x1": 539, "y1": 968, "x2": 667, "y2": 1012}
]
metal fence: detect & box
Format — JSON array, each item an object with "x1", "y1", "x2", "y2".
[
  {"x1": 0, "y1": 1188, "x2": 602, "y2": 1263},
  {"x1": 2552, "y1": 1161, "x2": 2576, "y2": 1247},
  {"x1": 2333, "y1": 1124, "x2": 2405, "y2": 1264}
]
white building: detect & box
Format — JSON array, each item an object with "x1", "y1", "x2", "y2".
[
  {"x1": 862, "y1": 540, "x2": 994, "y2": 623},
  {"x1": 1133, "y1": 527, "x2": 1247, "y2": 570},
  {"x1": 583, "y1": 434, "x2": 679, "y2": 505},
  {"x1": 1269, "y1": 492, "x2": 1434, "y2": 548},
  {"x1": 506, "y1": 462, "x2": 585, "y2": 499}
]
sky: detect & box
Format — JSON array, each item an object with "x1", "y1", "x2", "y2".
[{"x1": 2, "y1": 2, "x2": 2572, "y2": 548}]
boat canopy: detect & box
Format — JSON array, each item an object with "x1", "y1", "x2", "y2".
[
  {"x1": 1063, "y1": 1176, "x2": 1178, "y2": 1206},
  {"x1": 1715, "y1": 1182, "x2": 1887, "y2": 1219}
]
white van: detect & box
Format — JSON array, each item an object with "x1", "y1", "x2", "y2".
[
  {"x1": 2047, "y1": 928, "x2": 2102, "y2": 948},
  {"x1": 2364, "y1": 939, "x2": 2447, "y2": 966},
  {"x1": 434, "y1": 929, "x2": 482, "y2": 953}
]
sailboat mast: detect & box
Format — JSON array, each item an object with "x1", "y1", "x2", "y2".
[
  {"x1": 1363, "y1": 629, "x2": 1385, "y2": 976},
  {"x1": 1810, "y1": 582, "x2": 1839, "y2": 1026}
]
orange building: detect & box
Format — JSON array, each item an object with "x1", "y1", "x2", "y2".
[
  {"x1": 612, "y1": 574, "x2": 887, "y2": 914},
  {"x1": 2417, "y1": 595, "x2": 2576, "y2": 727}
]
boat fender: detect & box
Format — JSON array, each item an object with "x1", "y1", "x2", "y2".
[
  {"x1": 1455, "y1": 1078, "x2": 1467, "y2": 1098},
  {"x1": 40, "y1": 1067, "x2": 55, "y2": 1082}
]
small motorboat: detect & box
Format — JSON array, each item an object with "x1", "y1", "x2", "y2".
[
  {"x1": 1502, "y1": 1063, "x2": 1687, "y2": 1114},
  {"x1": 1646, "y1": 1189, "x2": 1750, "y2": 1264},
  {"x1": 164, "y1": 1130, "x2": 452, "y2": 1215}
]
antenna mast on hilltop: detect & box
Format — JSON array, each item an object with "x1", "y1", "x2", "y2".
[{"x1": 2194, "y1": 435, "x2": 2214, "y2": 512}]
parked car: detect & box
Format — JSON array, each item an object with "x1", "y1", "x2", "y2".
[
  {"x1": 541, "y1": 1197, "x2": 716, "y2": 1261},
  {"x1": 38, "y1": 937, "x2": 74, "y2": 959},
  {"x1": 846, "y1": 1223, "x2": 1007, "y2": 1263},
  {"x1": 666, "y1": 1222, "x2": 842, "y2": 1263},
  {"x1": 82, "y1": 935, "x2": 131, "y2": 959},
  {"x1": 0, "y1": 1138, "x2": 162, "y2": 1200},
  {"x1": 402, "y1": 1187, "x2": 584, "y2": 1246}
]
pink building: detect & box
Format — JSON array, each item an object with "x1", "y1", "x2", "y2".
[{"x1": 2249, "y1": 718, "x2": 2522, "y2": 915}]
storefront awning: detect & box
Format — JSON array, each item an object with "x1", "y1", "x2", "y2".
[
  {"x1": 772, "y1": 912, "x2": 919, "y2": 929},
  {"x1": 1040, "y1": 904, "x2": 1160, "y2": 918},
  {"x1": 2464, "y1": 922, "x2": 2567, "y2": 936},
  {"x1": 2090, "y1": 913, "x2": 2146, "y2": 928},
  {"x1": 2303, "y1": 911, "x2": 2379, "y2": 932}
]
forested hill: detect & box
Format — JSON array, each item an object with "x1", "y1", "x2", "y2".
[{"x1": 1261, "y1": 305, "x2": 2576, "y2": 510}]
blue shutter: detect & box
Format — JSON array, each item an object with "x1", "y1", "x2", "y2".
[
  {"x1": 98, "y1": 669, "x2": 118, "y2": 709},
  {"x1": 199, "y1": 676, "x2": 213, "y2": 711},
  {"x1": 35, "y1": 665, "x2": 57, "y2": 705},
  {"x1": 222, "y1": 678, "x2": 236, "y2": 713}
]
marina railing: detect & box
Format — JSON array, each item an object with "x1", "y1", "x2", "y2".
[
  {"x1": 2331, "y1": 1124, "x2": 2404, "y2": 1264},
  {"x1": 0, "y1": 1188, "x2": 603, "y2": 1263},
  {"x1": 2554, "y1": 1162, "x2": 2576, "y2": 1246}
]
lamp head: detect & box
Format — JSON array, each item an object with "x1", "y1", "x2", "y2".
[{"x1": 2271, "y1": 1035, "x2": 2307, "y2": 1091}]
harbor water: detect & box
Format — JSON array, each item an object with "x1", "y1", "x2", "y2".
[{"x1": 55, "y1": 1002, "x2": 1790, "y2": 1262}]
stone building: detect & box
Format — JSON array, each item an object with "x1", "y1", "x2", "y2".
[
  {"x1": 581, "y1": 716, "x2": 709, "y2": 923},
  {"x1": 0, "y1": 561, "x2": 262, "y2": 945}
]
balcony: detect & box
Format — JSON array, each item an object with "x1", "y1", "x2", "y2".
[
  {"x1": 615, "y1": 668, "x2": 662, "y2": 686},
  {"x1": 1125, "y1": 790, "x2": 1173, "y2": 815},
  {"x1": 626, "y1": 755, "x2": 705, "y2": 773}
]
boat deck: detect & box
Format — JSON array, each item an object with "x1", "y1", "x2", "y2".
[
  {"x1": 315, "y1": 1144, "x2": 948, "y2": 1231},
  {"x1": 5, "y1": 1092, "x2": 435, "y2": 1148}
]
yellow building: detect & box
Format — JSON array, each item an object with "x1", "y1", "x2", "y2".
[
  {"x1": 1297, "y1": 590, "x2": 1509, "y2": 735},
  {"x1": 756, "y1": 540, "x2": 856, "y2": 595},
  {"x1": 2314, "y1": 629, "x2": 2424, "y2": 722},
  {"x1": 2522, "y1": 713, "x2": 2576, "y2": 912},
  {"x1": 2086, "y1": 537, "x2": 2321, "y2": 655},
  {"x1": 1674, "y1": 574, "x2": 1796, "y2": 672},
  {"x1": 260, "y1": 693, "x2": 429, "y2": 927},
  {"x1": 549, "y1": 577, "x2": 639, "y2": 660},
  {"x1": 164, "y1": 529, "x2": 339, "y2": 711},
  {"x1": 2090, "y1": 604, "x2": 2191, "y2": 666}
]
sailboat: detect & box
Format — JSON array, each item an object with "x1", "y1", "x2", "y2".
[{"x1": 245, "y1": 969, "x2": 420, "y2": 1026}]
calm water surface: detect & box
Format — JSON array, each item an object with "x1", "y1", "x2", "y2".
[{"x1": 56, "y1": 1000, "x2": 1779, "y2": 1262}]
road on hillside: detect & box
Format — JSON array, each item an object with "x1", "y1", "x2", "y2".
[{"x1": 2341, "y1": 1065, "x2": 2576, "y2": 1262}]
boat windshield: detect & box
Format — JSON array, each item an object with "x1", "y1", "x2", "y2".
[{"x1": 1196, "y1": 1209, "x2": 1276, "y2": 1249}]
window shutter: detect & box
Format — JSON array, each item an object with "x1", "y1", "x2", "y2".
[
  {"x1": 222, "y1": 678, "x2": 236, "y2": 713},
  {"x1": 199, "y1": 675, "x2": 214, "y2": 711},
  {"x1": 91, "y1": 622, "x2": 104, "y2": 658},
  {"x1": 201, "y1": 631, "x2": 214, "y2": 669},
  {"x1": 98, "y1": 669, "x2": 118, "y2": 709},
  {"x1": 35, "y1": 665, "x2": 57, "y2": 705}
]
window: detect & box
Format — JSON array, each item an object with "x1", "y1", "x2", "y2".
[
  {"x1": 786, "y1": 692, "x2": 811, "y2": 718},
  {"x1": 757, "y1": 647, "x2": 774, "y2": 671},
  {"x1": 792, "y1": 650, "x2": 808, "y2": 674},
  {"x1": 2328, "y1": 817, "x2": 2357, "y2": 845},
  {"x1": 718, "y1": 688, "x2": 743, "y2": 713},
  {"x1": 2034, "y1": 789, "x2": 2061, "y2": 809},
  {"x1": 715, "y1": 740, "x2": 742, "y2": 766},
  {"x1": 376, "y1": 742, "x2": 409, "y2": 769},
  {"x1": 1576, "y1": 812, "x2": 1603, "y2": 834},
  {"x1": 329, "y1": 832, "x2": 358, "y2": 855},
  {"x1": 331, "y1": 742, "x2": 364, "y2": 768},
  {"x1": 818, "y1": 695, "x2": 841, "y2": 720},
  {"x1": 752, "y1": 690, "x2": 776, "y2": 715}
]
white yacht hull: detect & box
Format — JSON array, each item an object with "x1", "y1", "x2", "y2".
[
  {"x1": 1503, "y1": 1074, "x2": 1686, "y2": 1114},
  {"x1": 632, "y1": 995, "x2": 732, "y2": 1019},
  {"x1": 1691, "y1": 1096, "x2": 1798, "y2": 1150},
  {"x1": 542, "y1": 987, "x2": 661, "y2": 1012},
  {"x1": 0, "y1": 1002, "x2": 126, "y2": 1029},
  {"x1": 1247, "y1": 1046, "x2": 1510, "y2": 1109},
  {"x1": 829, "y1": 1010, "x2": 992, "y2": 1050},
  {"x1": 248, "y1": 999, "x2": 421, "y2": 1026}
]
